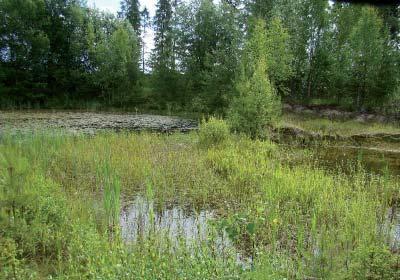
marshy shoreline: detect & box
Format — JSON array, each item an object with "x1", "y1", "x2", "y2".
[{"x1": 0, "y1": 111, "x2": 399, "y2": 279}]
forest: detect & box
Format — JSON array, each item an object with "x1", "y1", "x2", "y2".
[{"x1": 0, "y1": 0, "x2": 399, "y2": 114}]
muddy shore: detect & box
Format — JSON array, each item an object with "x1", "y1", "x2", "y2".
[{"x1": 0, "y1": 111, "x2": 198, "y2": 134}]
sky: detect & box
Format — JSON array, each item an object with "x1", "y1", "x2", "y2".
[{"x1": 87, "y1": 0, "x2": 157, "y2": 16}]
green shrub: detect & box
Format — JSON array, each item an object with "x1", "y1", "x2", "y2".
[
  {"x1": 198, "y1": 117, "x2": 230, "y2": 148},
  {"x1": 228, "y1": 19, "x2": 282, "y2": 139},
  {"x1": 346, "y1": 245, "x2": 400, "y2": 280},
  {"x1": 228, "y1": 60, "x2": 281, "y2": 138},
  {"x1": 0, "y1": 238, "x2": 37, "y2": 279}
]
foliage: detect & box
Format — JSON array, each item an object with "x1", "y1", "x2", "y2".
[
  {"x1": 229, "y1": 61, "x2": 280, "y2": 138},
  {"x1": 93, "y1": 23, "x2": 141, "y2": 106},
  {"x1": 348, "y1": 7, "x2": 385, "y2": 110},
  {"x1": 264, "y1": 17, "x2": 293, "y2": 95},
  {"x1": 229, "y1": 19, "x2": 281, "y2": 138},
  {"x1": 0, "y1": 0, "x2": 399, "y2": 113},
  {"x1": 346, "y1": 245, "x2": 400, "y2": 280},
  {"x1": 0, "y1": 0, "x2": 141, "y2": 108},
  {"x1": 198, "y1": 117, "x2": 230, "y2": 148}
]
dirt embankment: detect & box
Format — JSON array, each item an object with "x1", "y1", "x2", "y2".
[
  {"x1": 284, "y1": 103, "x2": 399, "y2": 123},
  {"x1": 275, "y1": 126, "x2": 400, "y2": 142}
]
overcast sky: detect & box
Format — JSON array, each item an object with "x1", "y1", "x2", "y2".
[{"x1": 87, "y1": 0, "x2": 157, "y2": 16}]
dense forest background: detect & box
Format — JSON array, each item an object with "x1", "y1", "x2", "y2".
[{"x1": 0, "y1": 0, "x2": 399, "y2": 114}]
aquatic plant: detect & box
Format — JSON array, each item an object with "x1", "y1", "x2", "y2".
[
  {"x1": 97, "y1": 159, "x2": 121, "y2": 241},
  {"x1": 198, "y1": 117, "x2": 230, "y2": 148},
  {"x1": 0, "y1": 130, "x2": 398, "y2": 279}
]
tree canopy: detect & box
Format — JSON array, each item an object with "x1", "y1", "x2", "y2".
[{"x1": 0, "y1": 0, "x2": 398, "y2": 113}]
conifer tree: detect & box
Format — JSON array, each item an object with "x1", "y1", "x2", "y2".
[{"x1": 152, "y1": 0, "x2": 177, "y2": 104}]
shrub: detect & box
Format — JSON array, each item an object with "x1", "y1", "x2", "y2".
[
  {"x1": 228, "y1": 59, "x2": 281, "y2": 138},
  {"x1": 228, "y1": 19, "x2": 281, "y2": 138},
  {"x1": 198, "y1": 117, "x2": 230, "y2": 148},
  {"x1": 346, "y1": 245, "x2": 400, "y2": 280},
  {"x1": 384, "y1": 86, "x2": 400, "y2": 116}
]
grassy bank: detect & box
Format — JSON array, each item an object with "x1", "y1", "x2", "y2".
[
  {"x1": 282, "y1": 112, "x2": 400, "y2": 137},
  {"x1": 0, "y1": 130, "x2": 399, "y2": 279}
]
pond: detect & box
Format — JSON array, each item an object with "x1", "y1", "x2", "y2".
[
  {"x1": 119, "y1": 142, "x2": 400, "y2": 260},
  {"x1": 120, "y1": 196, "x2": 213, "y2": 245},
  {"x1": 311, "y1": 144, "x2": 400, "y2": 176},
  {"x1": 120, "y1": 196, "x2": 252, "y2": 266}
]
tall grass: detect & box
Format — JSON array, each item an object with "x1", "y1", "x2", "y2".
[
  {"x1": 282, "y1": 112, "x2": 400, "y2": 137},
  {"x1": 97, "y1": 159, "x2": 121, "y2": 241},
  {"x1": 0, "y1": 130, "x2": 399, "y2": 279}
]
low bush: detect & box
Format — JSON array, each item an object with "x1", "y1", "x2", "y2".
[
  {"x1": 198, "y1": 117, "x2": 230, "y2": 148},
  {"x1": 346, "y1": 245, "x2": 400, "y2": 280}
]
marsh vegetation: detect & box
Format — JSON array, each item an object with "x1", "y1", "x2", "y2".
[{"x1": 0, "y1": 120, "x2": 399, "y2": 279}]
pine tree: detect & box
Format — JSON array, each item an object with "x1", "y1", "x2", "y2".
[{"x1": 151, "y1": 0, "x2": 177, "y2": 105}]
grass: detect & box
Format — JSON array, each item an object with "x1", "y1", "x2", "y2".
[
  {"x1": 0, "y1": 129, "x2": 399, "y2": 279},
  {"x1": 282, "y1": 112, "x2": 400, "y2": 137}
]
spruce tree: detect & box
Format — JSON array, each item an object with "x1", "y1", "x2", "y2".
[
  {"x1": 152, "y1": 0, "x2": 177, "y2": 104},
  {"x1": 153, "y1": 0, "x2": 174, "y2": 70}
]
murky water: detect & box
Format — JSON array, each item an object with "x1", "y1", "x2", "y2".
[
  {"x1": 309, "y1": 145, "x2": 400, "y2": 176},
  {"x1": 386, "y1": 207, "x2": 400, "y2": 251},
  {"x1": 120, "y1": 196, "x2": 252, "y2": 266},
  {"x1": 120, "y1": 196, "x2": 213, "y2": 244},
  {"x1": 119, "y1": 142, "x2": 400, "y2": 256},
  {"x1": 311, "y1": 145, "x2": 400, "y2": 251}
]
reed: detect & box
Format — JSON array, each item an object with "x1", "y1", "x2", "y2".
[{"x1": 97, "y1": 159, "x2": 121, "y2": 241}]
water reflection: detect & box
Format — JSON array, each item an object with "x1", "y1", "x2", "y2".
[
  {"x1": 120, "y1": 196, "x2": 212, "y2": 244},
  {"x1": 386, "y1": 207, "x2": 400, "y2": 252},
  {"x1": 311, "y1": 145, "x2": 400, "y2": 176},
  {"x1": 120, "y1": 196, "x2": 253, "y2": 267}
]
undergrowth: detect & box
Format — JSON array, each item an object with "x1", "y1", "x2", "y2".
[{"x1": 0, "y1": 130, "x2": 399, "y2": 279}]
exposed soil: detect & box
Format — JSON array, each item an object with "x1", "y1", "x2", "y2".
[
  {"x1": 283, "y1": 103, "x2": 399, "y2": 123},
  {"x1": 0, "y1": 111, "x2": 198, "y2": 134},
  {"x1": 274, "y1": 125, "x2": 400, "y2": 147}
]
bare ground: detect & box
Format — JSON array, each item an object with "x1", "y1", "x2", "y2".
[{"x1": 0, "y1": 111, "x2": 198, "y2": 134}]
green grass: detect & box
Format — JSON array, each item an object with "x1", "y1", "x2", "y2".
[
  {"x1": 282, "y1": 112, "x2": 400, "y2": 137},
  {"x1": 0, "y1": 130, "x2": 399, "y2": 279}
]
